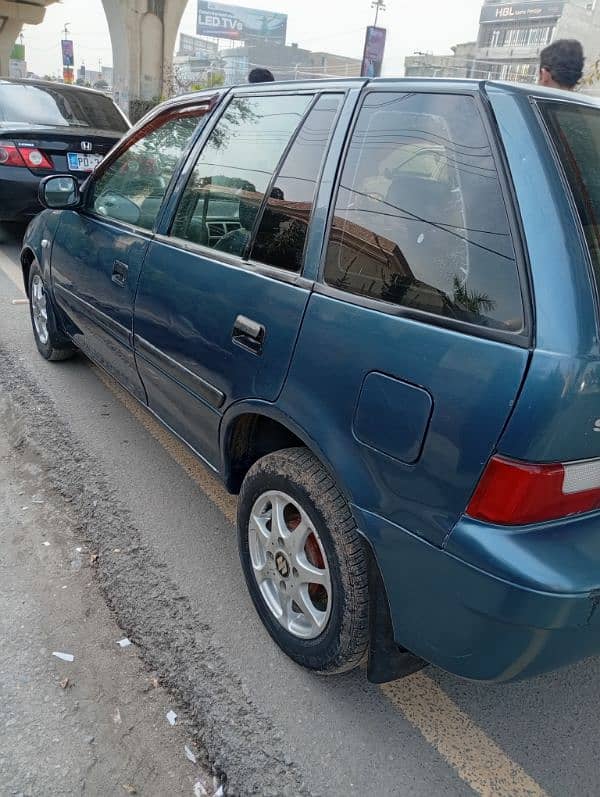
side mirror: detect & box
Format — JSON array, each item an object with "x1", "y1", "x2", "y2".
[{"x1": 39, "y1": 175, "x2": 81, "y2": 210}]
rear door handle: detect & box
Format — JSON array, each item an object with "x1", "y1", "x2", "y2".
[
  {"x1": 112, "y1": 259, "x2": 128, "y2": 287},
  {"x1": 232, "y1": 314, "x2": 265, "y2": 355}
]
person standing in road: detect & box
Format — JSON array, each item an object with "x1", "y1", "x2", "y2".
[
  {"x1": 539, "y1": 39, "x2": 584, "y2": 90},
  {"x1": 248, "y1": 68, "x2": 275, "y2": 83}
]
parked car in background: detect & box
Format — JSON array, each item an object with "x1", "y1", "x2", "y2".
[
  {"x1": 0, "y1": 78, "x2": 129, "y2": 239},
  {"x1": 19, "y1": 78, "x2": 600, "y2": 684}
]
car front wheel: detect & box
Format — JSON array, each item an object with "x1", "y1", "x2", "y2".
[
  {"x1": 237, "y1": 447, "x2": 370, "y2": 674},
  {"x1": 28, "y1": 260, "x2": 76, "y2": 362}
]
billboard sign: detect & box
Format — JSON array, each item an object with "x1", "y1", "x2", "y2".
[
  {"x1": 197, "y1": 1, "x2": 287, "y2": 44},
  {"x1": 479, "y1": 2, "x2": 564, "y2": 23},
  {"x1": 61, "y1": 39, "x2": 74, "y2": 67},
  {"x1": 11, "y1": 43, "x2": 25, "y2": 62},
  {"x1": 361, "y1": 26, "x2": 386, "y2": 78}
]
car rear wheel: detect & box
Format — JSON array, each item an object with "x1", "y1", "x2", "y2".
[
  {"x1": 28, "y1": 261, "x2": 76, "y2": 362},
  {"x1": 237, "y1": 447, "x2": 370, "y2": 674}
]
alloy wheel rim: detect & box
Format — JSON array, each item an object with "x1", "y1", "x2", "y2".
[
  {"x1": 31, "y1": 274, "x2": 49, "y2": 345},
  {"x1": 248, "y1": 490, "x2": 332, "y2": 640}
]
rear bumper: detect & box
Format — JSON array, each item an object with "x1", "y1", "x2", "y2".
[
  {"x1": 0, "y1": 167, "x2": 43, "y2": 222},
  {"x1": 353, "y1": 505, "x2": 600, "y2": 682}
]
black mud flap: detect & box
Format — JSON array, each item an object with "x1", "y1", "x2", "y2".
[{"x1": 366, "y1": 545, "x2": 426, "y2": 684}]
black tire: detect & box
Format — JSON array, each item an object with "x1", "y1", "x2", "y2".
[
  {"x1": 238, "y1": 446, "x2": 370, "y2": 674},
  {"x1": 28, "y1": 260, "x2": 76, "y2": 362}
]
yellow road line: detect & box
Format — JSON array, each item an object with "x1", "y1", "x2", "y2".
[
  {"x1": 94, "y1": 365, "x2": 549, "y2": 797},
  {"x1": 382, "y1": 674, "x2": 547, "y2": 797}
]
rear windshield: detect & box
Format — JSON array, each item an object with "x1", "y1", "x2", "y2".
[
  {"x1": 0, "y1": 82, "x2": 128, "y2": 132},
  {"x1": 539, "y1": 100, "x2": 600, "y2": 294}
]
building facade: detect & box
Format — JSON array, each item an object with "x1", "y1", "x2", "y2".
[
  {"x1": 473, "y1": 0, "x2": 600, "y2": 82},
  {"x1": 404, "y1": 43, "x2": 477, "y2": 79},
  {"x1": 220, "y1": 43, "x2": 361, "y2": 84}
]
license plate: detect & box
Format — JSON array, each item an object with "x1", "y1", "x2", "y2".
[{"x1": 67, "y1": 152, "x2": 102, "y2": 172}]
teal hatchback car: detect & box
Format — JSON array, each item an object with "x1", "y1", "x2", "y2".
[{"x1": 20, "y1": 78, "x2": 600, "y2": 683}]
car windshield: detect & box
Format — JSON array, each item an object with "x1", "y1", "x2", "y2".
[
  {"x1": 539, "y1": 100, "x2": 600, "y2": 298},
  {"x1": 0, "y1": 82, "x2": 128, "y2": 132}
]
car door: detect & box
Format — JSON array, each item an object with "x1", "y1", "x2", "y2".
[
  {"x1": 281, "y1": 88, "x2": 531, "y2": 548},
  {"x1": 133, "y1": 91, "x2": 345, "y2": 467},
  {"x1": 50, "y1": 101, "x2": 214, "y2": 400}
]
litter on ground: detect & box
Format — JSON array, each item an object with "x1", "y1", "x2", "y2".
[{"x1": 52, "y1": 651, "x2": 74, "y2": 662}]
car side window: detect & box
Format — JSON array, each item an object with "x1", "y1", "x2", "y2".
[
  {"x1": 323, "y1": 92, "x2": 524, "y2": 332},
  {"x1": 170, "y1": 94, "x2": 313, "y2": 256},
  {"x1": 90, "y1": 108, "x2": 207, "y2": 230},
  {"x1": 249, "y1": 94, "x2": 342, "y2": 272}
]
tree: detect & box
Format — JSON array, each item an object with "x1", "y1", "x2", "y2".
[
  {"x1": 581, "y1": 57, "x2": 600, "y2": 88},
  {"x1": 93, "y1": 79, "x2": 109, "y2": 90}
]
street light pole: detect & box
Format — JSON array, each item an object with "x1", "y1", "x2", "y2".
[{"x1": 371, "y1": 0, "x2": 386, "y2": 27}]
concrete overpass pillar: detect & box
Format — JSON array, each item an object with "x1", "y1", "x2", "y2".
[
  {"x1": 102, "y1": 0, "x2": 188, "y2": 117},
  {"x1": 0, "y1": 0, "x2": 49, "y2": 76}
]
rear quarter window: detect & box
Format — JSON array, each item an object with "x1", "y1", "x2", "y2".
[
  {"x1": 323, "y1": 92, "x2": 524, "y2": 333},
  {"x1": 538, "y1": 100, "x2": 600, "y2": 299},
  {"x1": 0, "y1": 82, "x2": 128, "y2": 133}
]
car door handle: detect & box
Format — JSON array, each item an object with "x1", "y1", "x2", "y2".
[
  {"x1": 112, "y1": 260, "x2": 128, "y2": 287},
  {"x1": 232, "y1": 314, "x2": 265, "y2": 355}
]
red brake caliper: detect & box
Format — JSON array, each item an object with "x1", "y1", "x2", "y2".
[{"x1": 288, "y1": 510, "x2": 326, "y2": 602}]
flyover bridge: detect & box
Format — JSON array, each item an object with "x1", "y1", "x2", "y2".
[{"x1": 1, "y1": 0, "x2": 190, "y2": 115}]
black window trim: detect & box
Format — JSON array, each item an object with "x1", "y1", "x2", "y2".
[
  {"x1": 241, "y1": 92, "x2": 321, "y2": 262},
  {"x1": 247, "y1": 91, "x2": 346, "y2": 272},
  {"x1": 531, "y1": 96, "x2": 600, "y2": 335},
  {"x1": 161, "y1": 88, "x2": 348, "y2": 283},
  {"x1": 316, "y1": 84, "x2": 533, "y2": 349},
  {"x1": 81, "y1": 97, "x2": 220, "y2": 236}
]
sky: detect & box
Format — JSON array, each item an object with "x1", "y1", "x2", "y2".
[{"x1": 21, "y1": 0, "x2": 485, "y2": 78}]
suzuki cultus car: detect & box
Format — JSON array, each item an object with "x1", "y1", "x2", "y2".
[{"x1": 20, "y1": 78, "x2": 600, "y2": 683}]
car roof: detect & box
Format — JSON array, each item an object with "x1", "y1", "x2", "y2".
[
  {"x1": 160, "y1": 76, "x2": 600, "y2": 110},
  {"x1": 0, "y1": 77, "x2": 112, "y2": 99}
]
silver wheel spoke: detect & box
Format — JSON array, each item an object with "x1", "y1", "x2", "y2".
[
  {"x1": 280, "y1": 591, "x2": 292, "y2": 629},
  {"x1": 250, "y1": 509, "x2": 272, "y2": 545},
  {"x1": 270, "y1": 494, "x2": 289, "y2": 541},
  {"x1": 292, "y1": 584, "x2": 327, "y2": 632},
  {"x1": 294, "y1": 554, "x2": 328, "y2": 588},
  {"x1": 251, "y1": 557, "x2": 269, "y2": 583},
  {"x1": 287, "y1": 518, "x2": 310, "y2": 558}
]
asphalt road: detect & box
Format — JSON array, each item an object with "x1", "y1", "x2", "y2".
[
  {"x1": 0, "y1": 404, "x2": 218, "y2": 796},
  {"x1": 1, "y1": 234, "x2": 599, "y2": 797}
]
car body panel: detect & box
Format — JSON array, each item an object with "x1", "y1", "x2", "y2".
[
  {"x1": 486, "y1": 86, "x2": 600, "y2": 464},
  {"x1": 24, "y1": 78, "x2": 600, "y2": 682},
  {"x1": 279, "y1": 293, "x2": 529, "y2": 546},
  {"x1": 134, "y1": 241, "x2": 313, "y2": 467},
  {"x1": 353, "y1": 504, "x2": 600, "y2": 682},
  {"x1": 51, "y1": 211, "x2": 148, "y2": 401}
]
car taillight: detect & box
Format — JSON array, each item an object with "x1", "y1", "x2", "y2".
[
  {"x1": 466, "y1": 455, "x2": 600, "y2": 525},
  {"x1": 0, "y1": 144, "x2": 26, "y2": 167},
  {"x1": 18, "y1": 146, "x2": 53, "y2": 170},
  {"x1": 0, "y1": 143, "x2": 53, "y2": 169}
]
